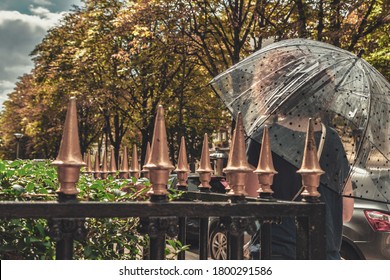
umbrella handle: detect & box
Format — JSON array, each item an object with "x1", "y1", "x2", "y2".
[{"x1": 317, "y1": 123, "x2": 327, "y2": 159}]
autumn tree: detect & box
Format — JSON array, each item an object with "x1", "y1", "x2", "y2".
[{"x1": 0, "y1": 0, "x2": 388, "y2": 163}]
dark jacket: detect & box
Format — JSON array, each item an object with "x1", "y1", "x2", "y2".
[{"x1": 247, "y1": 123, "x2": 349, "y2": 259}]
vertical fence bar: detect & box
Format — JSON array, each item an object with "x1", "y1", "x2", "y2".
[
  {"x1": 175, "y1": 136, "x2": 190, "y2": 260},
  {"x1": 260, "y1": 222, "x2": 272, "y2": 259},
  {"x1": 254, "y1": 125, "x2": 277, "y2": 260},
  {"x1": 229, "y1": 235, "x2": 244, "y2": 260},
  {"x1": 51, "y1": 97, "x2": 85, "y2": 260},
  {"x1": 141, "y1": 142, "x2": 151, "y2": 179},
  {"x1": 143, "y1": 105, "x2": 175, "y2": 259},
  {"x1": 101, "y1": 151, "x2": 108, "y2": 179},
  {"x1": 178, "y1": 217, "x2": 187, "y2": 260},
  {"x1": 197, "y1": 133, "x2": 213, "y2": 259},
  {"x1": 93, "y1": 151, "x2": 101, "y2": 179},
  {"x1": 119, "y1": 146, "x2": 129, "y2": 179},
  {"x1": 296, "y1": 118, "x2": 325, "y2": 259},
  {"x1": 307, "y1": 204, "x2": 326, "y2": 259},
  {"x1": 109, "y1": 149, "x2": 117, "y2": 178},
  {"x1": 199, "y1": 218, "x2": 209, "y2": 260},
  {"x1": 149, "y1": 235, "x2": 166, "y2": 260},
  {"x1": 223, "y1": 113, "x2": 253, "y2": 260},
  {"x1": 296, "y1": 216, "x2": 309, "y2": 259},
  {"x1": 56, "y1": 238, "x2": 74, "y2": 260},
  {"x1": 129, "y1": 144, "x2": 140, "y2": 180}
]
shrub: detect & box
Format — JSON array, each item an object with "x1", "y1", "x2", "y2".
[{"x1": 0, "y1": 160, "x2": 187, "y2": 260}]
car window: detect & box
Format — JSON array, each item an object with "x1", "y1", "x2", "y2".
[
  {"x1": 187, "y1": 177, "x2": 227, "y2": 193},
  {"x1": 188, "y1": 177, "x2": 201, "y2": 192}
]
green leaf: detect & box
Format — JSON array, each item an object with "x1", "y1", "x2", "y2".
[
  {"x1": 0, "y1": 161, "x2": 6, "y2": 172},
  {"x1": 6, "y1": 170, "x2": 15, "y2": 177},
  {"x1": 26, "y1": 182, "x2": 35, "y2": 192},
  {"x1": 35, "y1": 222, "x2": 46, "y2": 237},
  {"x1": 43, "y1": 179, "x2": 56, "y2": 189},
  {"x1": 10, "y1": 161, "x2": 22, "y2": 168},
  {"x1": 38, "y1": 187, "x2": 49, "y2": 194}
]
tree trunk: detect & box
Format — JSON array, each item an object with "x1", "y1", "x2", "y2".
[
  {"x1": 329, "y1": 0, "x2": 341, "y2": 47},
  {"x1": 296, "y1": 0, "x2": 307, "y2": 38},
  {"x1": 317, "y1": 0, "x2": 324, "y2": 41}
]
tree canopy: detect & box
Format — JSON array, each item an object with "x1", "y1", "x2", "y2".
[{"x1": 0, "y1": 0, "x2": 388, "y2": 164}]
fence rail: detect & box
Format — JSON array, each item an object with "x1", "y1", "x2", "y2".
[{"x1": 0, "y1": 193, "x2": 326, "y2": 260}]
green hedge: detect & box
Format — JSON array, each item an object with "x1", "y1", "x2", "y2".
[{"x1": 0, "y1": 160, "x2": 186, "y2": 260}]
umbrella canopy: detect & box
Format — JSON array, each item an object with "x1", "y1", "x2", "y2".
[{"x1": 210, "y1": 38, "x2": 390, "y2": 203}]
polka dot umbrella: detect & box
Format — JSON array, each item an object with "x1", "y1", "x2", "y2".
[{"x1": 210, "y1": 38, "x2": 390, "y2": 203}]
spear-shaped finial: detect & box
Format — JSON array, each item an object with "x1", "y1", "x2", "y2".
[
  {"x1": 119, "y1": 146, "x2": 129, "y2": 179},
  {"x1": 224, "y1": 129, "x2": 235, "y2": 194},
  {"x1": 93, "y1": 151, "x2": 101, "y2": 179},
  {"x1": 129, "y1": 144, "x2": 140, "y2": 179},
  {"x1": 101, "y1": 151, "x2": 108, "y2": 179},
  {"x1": 175, "y1": 136, "x2": 190, "y2": 190},
  {"x1": 223, "y1": 112, "x2": 253, "y2": 199},
  {"x1": 141, "y1": 142, "x2": 151, "y2": 179},
  {"x1": 109, "y1": 149, "x2": 117, "y2": 177},
  {"x1": 52, "y1": 97, "x2": 85, "y2": 196},
  {"x1": 196, "y1": 133, "x2": 213, "y2": 191},
  {"x1": 254, "y1": 125, "x2": 277, "y2": 198},
  {"x1": 143, "y1": 105, "x2": 174, "y2": 200},
  {"x1": 297, "y1": 118, "x2": 325, "y2": 201},
  {"x1": 85, "y1": 152, "x2": 92, "y2": 175}
]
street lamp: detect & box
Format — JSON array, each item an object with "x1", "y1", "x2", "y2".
[
  {"x1": 14, "y1": 133, "x2": 23, "y2": 159},
  {"x1": 210, "y1": 148, "x2": 228, "y2": 176}
]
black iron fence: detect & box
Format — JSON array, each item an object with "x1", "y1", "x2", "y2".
[
  {"x1": 0, "y1": 191, "x2": 326, "y2": 260},
  {"x1": 0, "y1": 99, "x2": 327, "y2": 260}
]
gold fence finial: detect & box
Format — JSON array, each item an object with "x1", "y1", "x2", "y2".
[
  {"x1": 86, "y1": 152, "x2": 92, "y2": 174},
  {"x1": 196, "y1": 133, "x2": 213, "y2": 191},
  {"x1": 101, "y1": 151, "x2": 108, "y2": 179},
  {"x1": 141, "y1": 141, "x2": 151, "y2": 179},
  {"x1": 254, "y1": 125, "x2": 277, "y2": 197},
  {"x1": 109, "y1": 149, "x2": 117, "y2": 177},
  {"x1": 52, "y1": 97, "x2": 85, "y2": 195},
  {"x1": 223, "y1": 112, "x2": 253, "y2": 199},
  {"x1": 130, "y1": 144, "x2": 140, "y2": 179},
  {"x1": 175, "y1": 136, "x2": 190, "y2": 189},
  {"x1": 93, "y1": 152, "x2": 101, "y2": 179},
  {"x1": 297, "y1": 118, "x2": 325, "y2": 200},
  {"x1": 119, "y1": 146, "x2": 129, "y2": 179},
  {"x1": 144, "y1": 105, "x2": 174, "y2": 199}
]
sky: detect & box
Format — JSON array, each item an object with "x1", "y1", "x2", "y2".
[{"x1": 0, "y1": 0, "x2": 82, "y2": 109}]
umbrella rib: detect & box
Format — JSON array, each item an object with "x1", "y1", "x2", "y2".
[
  {"x1": 334, "y1": 56, "x2": 361, "y2": 91},
  {"x1": 352, "y1": 64, "x2": 374, "y2": 165},
  {"x1": 225, "y1": 58, "x2": 307, "y2": 108}
]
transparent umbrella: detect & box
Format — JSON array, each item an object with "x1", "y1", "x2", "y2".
[{"x1": 210, "y1": 38, "x2": 390, "y2": 203}]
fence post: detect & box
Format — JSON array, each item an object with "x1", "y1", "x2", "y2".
[
  {"x1": 129, "y1": 144, "x2": 140, "y2": 179},
  {"x1": 100, "y1": 151, "x2": 108, "y2": 179},
  {"x1": 93, "y1": 151, "x2": 101, "y2": 179},
  {"x1": 197, "y1": 133, "x2": 213, "y2": 259},
  {"x1": 119, "y1": 146, "x2": 129, "y2": 179},
  {"x1": 109, "y1": 149, "x2": 117, "y2": 178},
  {"x1": 141, "y1": 142, "x2": 151, "y2": 179},
  {"x1": 297, "y1": 118, "x2": 326, "y2": 259},
  {"x1": 175, "y1": 136, "x2": 190, "y2": 260},
  {"x1": 51, "y1": 97, "x2": 86, "y2": 260},
  {"x1": 254, "y1": 125, "x2": 278, "y2": 259},
  {"x1": 142, "y1": 105, "x2": 176, "y2": 260},
  {"x1": 223, "y1": 113, "x2": 255, "y2": 259}
]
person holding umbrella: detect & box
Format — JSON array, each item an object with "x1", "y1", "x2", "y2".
[
  {"x1": 209, "y1": 39, "x2": 372, "y2": 259},
  {"x1": 244, "y1": 113, "x2": 353, "y2": 259}
]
